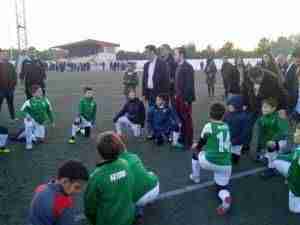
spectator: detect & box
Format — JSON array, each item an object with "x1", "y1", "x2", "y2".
[{"x1": 204, "y1": 57, "x2": 217, "y2": 97}]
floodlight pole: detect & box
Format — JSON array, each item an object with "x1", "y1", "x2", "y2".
[{"x1": 15, "y1": 0, "x2": 28, "y2": 53}]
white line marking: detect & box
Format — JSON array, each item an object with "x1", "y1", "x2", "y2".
[{"x1": 74, "y1": 167, "x2": 266, "y2": 222}]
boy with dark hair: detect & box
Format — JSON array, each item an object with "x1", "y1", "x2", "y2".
[
  {"x1": 114, "y1": 89, "x2": 145, "y2": 137},
  {"x1": 147, "y1": 94, "x2": 182, "y2": 148},
  {"x1": 68, "y1": 86, "x2": 97, "y2": 144},
  {"x1": 256, "y1": 98, "x2": 289, "y2": 177},
  {"x1": 224, "y1": 95, "x2": 250, "y2": 164},
  {"x1": 273, "y1": 125, "x2": 300, "y2": 213},
  {"x1": 123, "y1": 63, "x2": 139, "y2": 98},
  {"x1": 28, "y1": 160, "x2": 89, "y2": 225},
  {"x1": 15, "y1": 85, "x2": 54, "y2": 150},
  {"x1": 84, "y1": 131, "x2": 135, "y2": 225},
  {"x1": 0, "y1": 126, "x2": 10, "y2": 153},
  {"x1": 191, "y1": 103, "x2": 232, "y2": 215}
]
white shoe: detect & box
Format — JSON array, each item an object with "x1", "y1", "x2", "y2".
[
  {"x1": 189, "y1": 174, "x2": 200, "y2": 183},
  {"x1": 26, "y1": 144, "x2": 33, "y2": 150}
]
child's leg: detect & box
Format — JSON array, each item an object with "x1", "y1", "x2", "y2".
[
  {"x1": 190, "y1": 151, "x2": 201, "y2": 183},
  {"x1": 136, "y1": 182, "x2": 160, "y2": 207},
  {"x1": 71, "y1": 117, "x2": 81, "y2": 138},
  {"x1": 24, "y1": 118, "x2": 34, "y2": 149},
  {"x1": 115, "y1": 116, "x2": 131, "y2": 136},
  {"x1": 0, "y1": 127, "x2": 9, "y2": 152},
  {"x1": 289, "y1": 191, "x2": 300, "y2": 213},
  {"x1": 34, "y1": 121, "x2": 45, "y2": 141},
  {"x1": 131, "y1": 124, "x2": 141, "y2": 137},
  {"x1": 273, "y1": 160, "x2": 290, "y2": 178},
  {"x1": 231, "y1": 145, "x2": 242, "y2": 165}
]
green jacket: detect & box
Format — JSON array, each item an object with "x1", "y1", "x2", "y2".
[
  {"x1": 79, "y1": 97, "x2": 97, "y2": 122},
  {"x1": 257, "y1": 112, "x2": 288, "y2": 149},
  {"x1": 287, "y1": 147, "x2": 300, "y2": 197},
  {"x1": 84, "y1": 159, "x2": 135, "y2": 225},
  {"x1": 119, "y1": 151, "x2": 158, "y2": 202},
  {"x1": 20, "y1": 96, "x2": 54, "y2": 124}
]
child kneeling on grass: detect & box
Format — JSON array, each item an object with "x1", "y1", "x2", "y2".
[
  {"x1": 256, "y1": 98, "x2": 289, "y2": 178},
  {"x1": 84, "y1": 131, "x2": 135, "y2": 225},
  {"x1": 68, "y1": 86, "x2": 97, "y2": 144},
  {"x1": 28, "y1": 160, "x2": 89, "y2": 225},
  {"x1": 114, "y1": 89, "x2": 145, "y2": 138},
  {"x1": 147, "y1": 94, "x2": 182, "y2": 148},
  {"x1": 117, "y1": 133, "x2": 159, "y2": 221},
  {"x1": 15, "y1": 85, "x2": 54, "y2": 150},
  {"x1": 190, "y1": 103, "x2": 232, "y2": 215},
  {"x1": 273, "y1": 125, "x2": 300, "y2": 213},
  {"x1": 0, "y1": 126, "x2": 10, "y2": 153}
]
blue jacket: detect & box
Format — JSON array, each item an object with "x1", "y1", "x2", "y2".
[
  {"x1": 113, "y1": 98, "x2": 146, "y2": 127},
  {"x1": 28, "y1": 182, "x2": 75, "y2": 225},
  {"x1": 224, "y1": 96, "x2": 250, "y2": 146},
  {"x1": 147, "y1": 105, "x2": 180, "y2": 132}
]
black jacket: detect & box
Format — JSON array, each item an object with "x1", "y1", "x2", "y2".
[
  {"x1": 142, "y1": 58, "x2": 170, "y2": 99},
  {"x1": 113, "y1": 98, "x2": 146, "y2": 127},
  {"x1": 20, "y1": 58, "x2": 46, "y2": 86},
  {"x1": 283, "y1": 63, "x2": 299, "y2": 110},
  {"x1": 175, "y1": 61, "x2": 196, "y2": 103}
]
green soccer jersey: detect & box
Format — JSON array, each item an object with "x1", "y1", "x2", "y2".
[
  {"x1": 202, "y1": 122, "x2": 232, "y2": 166},
  {"x1": 257, "y1": 112, "x2": 288, "y2": 149},
  {"x1": 119, "y1": 151, "x2": 158, "y2": 202},
  {"x1": 287, "y1": 147, "x2": 300, "y2": 197},
  {"x1": 84, "y1": 159, "x2": 135, "y2": 225},
  {"x1": 79, "y1": 97, "x2": 97, "y2": 122},
  {"x1": 20, "y1": 96, "x2": 54, "y2": 124}
]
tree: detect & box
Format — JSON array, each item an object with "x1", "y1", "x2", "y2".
[
  {"x1": 255, "y1": 38, "x2": 271, "y2": 56},
  {"x1": 218, "y1": 41, "x2": 234, "y2": 57}
]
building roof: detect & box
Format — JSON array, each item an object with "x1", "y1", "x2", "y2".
[{"x1": 52, "y1": 39, "x2": 120, "y2": 49}]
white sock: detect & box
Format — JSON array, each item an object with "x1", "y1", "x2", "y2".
[
  {"x1": 218, "y1": 189, "x2": 231, "y2": 208},
  {"x1": 0, "y1": 134, "x2": 8, "y2": 148},
  {"x1": 266, "y1": 152, "x2": 278, "y2": 169},
  {"x1": 192, "y1": 159, "x2": 200, "y2": 178},
  {"x1": 173, "y1": 132, "x2": 180, "y2": 145}
]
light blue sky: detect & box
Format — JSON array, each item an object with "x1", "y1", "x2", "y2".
[{"x1": 1, "y1": 0, "x2": 299, "y2": 51}]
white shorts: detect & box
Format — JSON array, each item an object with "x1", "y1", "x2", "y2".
[
  {"x1": 136, "y1": 183, "x2": 160, "y2": 207},
  {"x1": 273, "y1": 160, "x2": 291, "y2": 177},
  {"x1": 76, "y1": 116, "x2": 92, "y2": 128},
  {"x1": 198, "y1": 151, "x2": 232, "y2": 186},
  {"x1": 115, "y1": 116, "x2": 141, "y2": 137},
  {"x1": 289, "y1": 191, "x2": 300, "y2": 213},
  {"x1": 24, "y1": 117, "x2": 45, "y2": 139}
]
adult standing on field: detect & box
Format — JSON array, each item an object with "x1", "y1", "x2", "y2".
[
  {"x1": 174, "y1": 47, "x2": 195, "y2": 149},
  {"x1": 204, "y1": 56, "x2": 217, "y2": 97},
  {"x1": 160, "y1": 44, "x2": 177, "y2": 106},
  {"x1": 142, "y1": 45, "x2": 170, "y2": 107},
  {"x1": 0, "y1": 49, "x2": 17, "y2": 120},
  {"x1": 20, "y1": 48, "x2": 47, "y2": 99}
]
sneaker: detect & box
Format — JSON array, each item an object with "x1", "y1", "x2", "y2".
[
  {"x1": 0, "y1": 148, "x2": 11, "y2": 153},
  {"x1": 26, "y1": 144, "x2": 33, "y2": 150},
  {"x1": 216, "y1": 197, "x2": 232, "y2": 215},
  {"x1": 172, "y1": 143, "x2": 185, "y2": 150},
  {"x1": 80, "y1": 129, "x2": 85, "y2": 136},
  {"x1": 189, "y1": 174, "x2": 200, "y2": 184},
  {"x1": 68, "y1": 137, "x2": 76, "y2": 144},
  {"x1": 261, "y1": 168, "x2": 277, "y2": 178}
]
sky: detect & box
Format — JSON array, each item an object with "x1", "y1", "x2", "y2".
[{"x1": 1, "y1": 0, "x2": 300, "y2": 51}]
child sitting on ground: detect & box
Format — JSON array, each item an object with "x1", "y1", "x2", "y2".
[
  {"x1": 147, "y1": 94, "x2": 182, "y2": 148},
  {"x1": 123, "y1": 62, "x2": 139, "y2": 99},
  {"x1": 68, "y1": 86, "x2": 97, "y2": 144},
  {"x1": 0, "y1": 126, "x2": 10, "y2": 153},
  {"x1": 15, "y1": 85, "x2": 54, "y2": 150},
  {"x1": 224, "y1": 95, "x2": 250, "y2": 164},
  {"x1": 256, "y1": 98, "x2": 289, "y2": 177},
  {"x1": 273, "y1": 125, "x2": 300, "y2": 213},
  {"x1": 190, "y1": 103, "x2": 232, "y2": 215},
  {"x1": 113, "y1": 89, "x2": 145, "y2": 138}
]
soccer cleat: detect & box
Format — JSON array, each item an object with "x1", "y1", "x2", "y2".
[
  {"x1": 68, "y1": 137, "x2": 76, "y2": 144},
  {"x1": 0, "y1": 148, "x2": 11, "y2": 153},
  {"x1": 26, "y1": 144, "x2": 33, "y2": 150},
  {"x1": 216, "y1": 196, "x2": 232, "y2": 216},
  {"x1": 189, "y1": 174, "x2": 200, "y2": 184}
]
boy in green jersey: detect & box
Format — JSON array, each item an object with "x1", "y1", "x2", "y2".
[
  {"x1": 118, "y1": 134, "x2": 159, "y2": 220},
  {"x1": 16, "y1": 85, "x2": 54, "y2": 150},
  {"x1": 68, "y1": 86, "x2": 97, "y2": 144},
  {"x1": 191, "y1": 103, "x2": 232, "y2": 215},
  {"x1": 256, "y1": 98, "x2": 289, "y2": 177},
  {"x1": 273, "y1": 125, "x2": 300, "y2": 213},
  {"x1": 84, "y1": 131, "x2": 135, "y2": 225}
]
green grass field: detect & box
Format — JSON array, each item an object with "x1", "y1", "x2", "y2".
[{"x1": 0, "y1": 71, "x2": 299, "y2": 225}]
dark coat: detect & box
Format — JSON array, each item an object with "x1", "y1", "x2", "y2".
[
  {"x1": 113, "y1": 98, "x2": 146, "y2": 127},
  {"x1": 242, "y1": 70, "x2": 288, "y2": 115},
  {"x1": 229, "y1": 66, "x2": 241, "y2": 94},
  {"x1": 283, "y1": 63, "x2": 299, "y2": 111},
  {"x1": 20, "y1": 58, "x2": 46, "y2": 86},
  {"x1": 0, "y1": 61, "x2": 17, "y2": 90},
  {"x1": 163, "y1": 54, "x2": 177, "y2": 95},
  {"x1": 142, "y1": 58, "x2": 170, "y2": 99}
]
